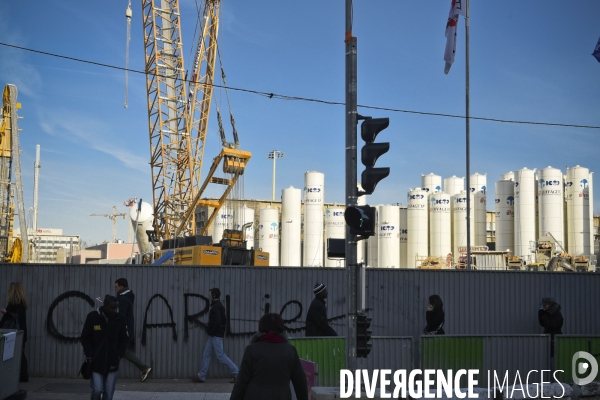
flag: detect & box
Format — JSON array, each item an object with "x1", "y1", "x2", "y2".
[
  {"x1": 593, "y1": 37, "x2": 600, "y2": 63},
  {"x1": 444, "y1": 0, "x2": 466, "y2": 74}
]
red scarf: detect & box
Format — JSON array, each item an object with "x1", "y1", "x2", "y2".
[{"x1": 258, "y1": 332, "x2": 286, "y2": 343}]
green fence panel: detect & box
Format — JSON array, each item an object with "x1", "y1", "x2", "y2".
[
  {"x1": 555, "y1": 336, "x2": 600, "y2": 384},
  {"x1": 290, "y1": 337, "x2": 346, "y2": 387},
  {"x1": 421, "y1": 336, "x2": 484, "y2": 388}
]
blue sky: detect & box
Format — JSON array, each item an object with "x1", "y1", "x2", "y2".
[{"x1": 1, "y1": 1, "x2": 599, "y2": 246}]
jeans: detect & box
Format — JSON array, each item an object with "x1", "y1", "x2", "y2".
[
  {"x1": 197, "y1": 336, "x2": 238, "y2": 380},
  {"x1": 123, "y1": 348, "x2": 149, "y2": 372},
  {"x1": 90, "y1": 371, "x2": 118, "y2": 400}
]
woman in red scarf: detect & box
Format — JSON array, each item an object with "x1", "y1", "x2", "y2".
[{"x1": 230, "y1": 313, "x2": 307, "y2": 400}]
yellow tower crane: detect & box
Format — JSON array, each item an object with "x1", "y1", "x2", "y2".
[
  {"x1": 141, "y1": 0, "x2": 251, "y2": 247},
  {"x1": 90, "y1": 206, "x2": 127, "y2": 243}
]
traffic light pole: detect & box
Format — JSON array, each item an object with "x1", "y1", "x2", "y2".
[{"x1": 345, "y1": 0, "x2": 358, "y2": 372}]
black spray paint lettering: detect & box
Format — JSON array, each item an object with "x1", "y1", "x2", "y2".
[
  {"x1": 46, "y1": 291, "x2": 94, "y2": 343},
  {"x1": 141, "y1": 294, "x2": 177, "y2": 345}
]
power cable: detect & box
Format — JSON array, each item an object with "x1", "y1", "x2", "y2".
[{"x1": 1, "y1": 41, "x2": 599, "y2": 130}]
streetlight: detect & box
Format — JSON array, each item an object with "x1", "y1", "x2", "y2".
[{"x1": 267, "y1": 150, "x2": 284, "y2": 201}]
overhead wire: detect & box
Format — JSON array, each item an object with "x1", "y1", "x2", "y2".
[{"x1": 1, "y1": 41, "x2": 599, "y2": 130}]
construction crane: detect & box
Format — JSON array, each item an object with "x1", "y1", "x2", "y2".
[
  {"x1": 91, "y1": 206, "x2": 127, "y2": 243},
  {"x1": 141, "y1": 0, "x2": 251, "y2": 246},
  {"x1": 0, "y1": 84, "x2": 28, "y2": 263}
]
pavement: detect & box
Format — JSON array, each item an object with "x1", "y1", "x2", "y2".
[{"x1": 15, "y1": 377, "x2": 235, "y2": 400}]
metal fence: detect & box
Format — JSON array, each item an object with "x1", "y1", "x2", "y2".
[
  {"x1": 555, "y1": 335, "x2": 600, "y2": 383},
  {"x1": 0, "y1": 264, "x2": 599, "y2": 379}
]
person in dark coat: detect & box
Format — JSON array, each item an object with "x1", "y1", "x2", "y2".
[
  {"x1": 423, "y1": 294, "x2": 445, "y2": 335},
  {"x1": 230, "y1": 313, "x2": 308, "y2": 400},
  {"x1": 114, "y1": 278, "x2": 152, "y2": 382},
  {"x1": 0, "y1": 282, "x2": 29, "y2": 381},
  {"x1": 191, "y1": 288, "x2": 239, "y2": 383},
  {"x1": 305, "y1": 283, "x2": 338, "y2": 337},
  {"x1": 538, "y1": 297, "x2": 563, "y2": 335},
  {"x1": 81, "y1": 295, "x2": 129, "y2": 400}
]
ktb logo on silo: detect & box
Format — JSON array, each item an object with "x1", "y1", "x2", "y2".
[
  {"x1": 580, "y1": 179, "x2": 589, "y2": 189},
  {"x1": 507, "y1": 196, "x2": 514, "y2": 205},
  {"x1": 305, "y1": 187, "x2": 321, "y2": 193},
  {"x1": 572, "y1": 351, "x2": 598, "y2": 385},
  {"x1": 410, "y1": 194, "x2": 424, "y2": 200}
]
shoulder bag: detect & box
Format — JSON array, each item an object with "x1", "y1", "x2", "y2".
[{"x1": 79, "y1": 334, "x2": 108, "y2": 379}]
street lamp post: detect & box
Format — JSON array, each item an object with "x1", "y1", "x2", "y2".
[{"x1": 267, "y1": 150, "x2": 284, "y2": 201}]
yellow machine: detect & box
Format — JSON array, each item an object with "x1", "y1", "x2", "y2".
[{"x1": 140, "y1": 0, "x2": 265, "y2": 265}]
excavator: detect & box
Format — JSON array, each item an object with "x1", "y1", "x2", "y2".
[
  {"x1": 137, "y1": 0, "x2": 267, "y2": 266},
  {"x1": 0, "y1": 84, "x2": 28, "y2": 263}
]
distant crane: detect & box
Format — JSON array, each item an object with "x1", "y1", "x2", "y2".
[{"x1": 91, "y1": 206, "x2": 127, "y2": 243}]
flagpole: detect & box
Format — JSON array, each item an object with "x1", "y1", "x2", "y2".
[{"x1": 465, "y1": 0, "x2": 472, "y2": 270}]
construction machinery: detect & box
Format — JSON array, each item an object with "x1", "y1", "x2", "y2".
[
  {"x1": 526, "y1": 233, "x2": 596, "y2": 272},
  {"x1": 90, "y1": 206, "x2": 127, "y2": 243},
  {"x1": 139, "y1": 0, "x2": 258, "y2": 265},
  {"x1": 0, "y1": 84, "x2": 28, "y2": 263}
]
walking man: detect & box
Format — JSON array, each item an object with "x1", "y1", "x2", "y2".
[
  {"x1": 115, "y1": 278, "x2": 152, "y2": 382},
  {"x1": 191, "y1": 288, "x2": 238, "y2": 383},
  {"x1": 81, "y1": 295, "x2": 129, "y2": 400},
  {"x1": 305, "y1": 283, "x2": 338, "y2": 337}
]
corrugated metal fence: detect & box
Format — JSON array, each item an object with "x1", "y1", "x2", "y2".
[{"x1": 0, "y1": 265, "x2": 598, "y2": 379}]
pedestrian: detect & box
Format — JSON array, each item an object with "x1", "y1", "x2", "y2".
[
  {"x1": 305, "y1": 282, "x2": 338, "y2": 337},
  {"x1": 81, "y1": 294, "x2": 129, "y2": 400},
  {"x1": 538, "y1": 297, "x2": 563, "y2": 335},
  {"x1": 114, "y1": 278, "x2": 152, "y2": 382},
  {"x1": 423, "y1": 294, "x2": 445, "y2": 335},
  {"x1": 230, "y1": 313, "x2": 308, "y2": 400},
  {"x1": 191, "y1": 288, "x2": 238, "y2": 383},
  {"x1": 0, "y1": 282, "x2": 29, "y2": 382}
]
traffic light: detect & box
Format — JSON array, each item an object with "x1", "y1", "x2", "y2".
[
  {"x1": 360, "y1": 117, "x2": 390, "y2": 195},
  {"x1": 344, "y1": 205, "x2": 376, "y2": 238},
  {"x1": 356, "y1": 314, "x2": 372, "y2": 358}
]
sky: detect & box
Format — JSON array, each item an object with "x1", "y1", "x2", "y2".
[{"x1": 1, "y1": 0, "x2": 599, "y2": 246}]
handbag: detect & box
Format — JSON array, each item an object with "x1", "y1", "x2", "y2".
[
  {"x1": 79, "y1": 334, "x2": 108, "y2": 379},
  {"x1": 0, "y1": 312, "x2": 20, "y2": 330}
]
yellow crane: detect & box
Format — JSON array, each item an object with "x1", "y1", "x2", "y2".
[
  {"x1": 90, "y1": 206, "x2": 127, "y2": 243},
  {"x1": 141, "y1": 0, "x2": 251, "y2": 247},
  {"x1": 0, "y1": 84, "x2": 28, "y2": 263}
]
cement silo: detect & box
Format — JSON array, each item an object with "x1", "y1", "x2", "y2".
[
  {"x1": 452, "y1": 190, "x2": 474, "y2": 258},
  {"x1": 566, "y1": 165, "x2": 591, "y2": 256},
  {"x1": 281, "y1": 186, "x2": 302, "y2": 266},
  {"x1": 303, "y1": 171, "x2": 324, "y2": 267},
  {"x1": 495, "y1": 180, "x2": 515, "y2": 254},
  {"x1": 429, "y1": 192, "x2": 451, "y2": 258},
  {"x1": 470, "y1": 173, "x2": 487, "y2": 247},
  {"x1": 129, "y1": 201, "x2": 155, "y2": 255},
  {"x1": 444, "y1": 176, "x2": 464, "y2": 196},
  {"x1": 213, "y1": 207, "x2": 234, "y2": 243},
  {"x1": 378, "y1": 205, "x2": 400, "y2": 268},
  {"x1": 324, "y1": 207, "x2": 345, "y2": 267},
  {"x1": 537, "y1": 166, "x2": 564, "y2": 248},
  {"x1": 258, "y1": 207, "x2": 279, "y2": 266},
  {"x1": 407, "y1": 189, "x2": 428, "y2": 268},
  {"x1": 422, "y1": 173, "x2": 442, "y2": 194},
  {"x1": 514, "y1": 168, "x2": 536, "y2": 260},
  {"x1": 367, "y1": 205, "x2": 379, "y2": 267},
  {"x1": 501, "y1": 171, "x2": 514, "y2": 181},
  {"x1": 399, "y1": 206, "x2": 408, "y2": 268},
  {"x1": 234, "y1": 206, "x2": 255, "y2": 250}
]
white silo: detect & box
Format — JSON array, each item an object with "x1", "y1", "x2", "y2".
[
  {"x1": 501, "y1": 171, "x2": 515, "y2": 181},
  {"x1": 470, "y1": 173, "x2": 487, "y2": 247},
  {"x1": 514, "y1": 168, "x2": 536, "y2": 260},
  {"x1": 422, "y1": 173, "x2": 442, "y2": 194},
  {"x1": 566, "y1": 165, "x2": 591, "y2": 256},
  {"x1": 367, "y1": 205, "x2": 379, "y2": 267},
  {"x1": 324, "y1": 207, "x2": 345, "y2": 267},
  {"x1": 407, "y1": 189, "x2": 428, "y2": 268},
  {"x1": 378, "y1": 205, "x2": 400, "y2": 268},
  {"x1": 538, "y1": 166, "x2": 564, "y2": 248},
  {"x1": 213, "y1": 207, "x2": 234, "y2": 243},
  {"x1": 234, "y1": 206, "x2": 255, "y2": 250},
  {"x1": 357, "y1": 191, "x2": 366, "y2": 264},
  {"x1": 281, "y1": 186, "x2": 302, "y2": 266},
  {"x1": 129, "y1": 201, "x2": 155, "y2": 255},
  {"x1": 399, "y1": 206, "x2": 408, "y2": 268},
  {"x1": 258, "y1": 207, "x2": 279, "y2": 266},
  {"x1": 452, "y1": 190, "x2": 474, "y2": 258},
  {"x1": 495, "y1": 180, "x2": 515, "y2": 254},
  {"x1": 444, "y1": 176, "x2": 464, "y2": 196},
  {"x1": 303, "y1": 171, "x2": 324, "y2": 267},
  {"x1": 429, "y1": 192, "x2": 451, "y2": 258}
]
